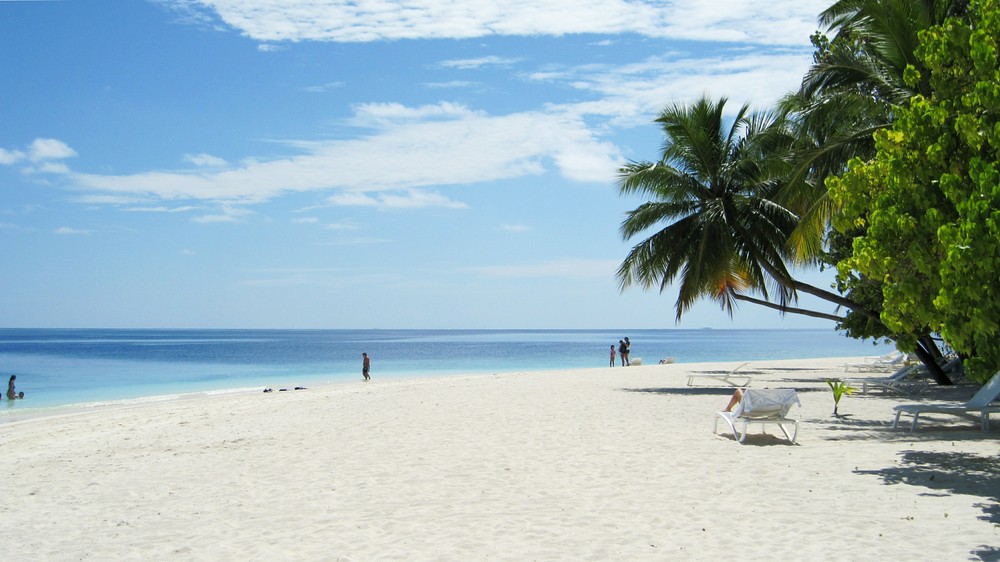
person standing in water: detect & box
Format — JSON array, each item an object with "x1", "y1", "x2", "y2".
[
  {"x1": 362, "y1": 352, "x2": 371, "y2": 381},
  {"x1": 7, "y1": 374, "x2": 23, "y2": 400}
]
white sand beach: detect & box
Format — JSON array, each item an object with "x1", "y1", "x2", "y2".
[{"x1": 1, "y1": 357, "x2": 997, "y2": 561}]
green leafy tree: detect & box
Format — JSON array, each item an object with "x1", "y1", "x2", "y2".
[
  {"x1": 780, "y1": 1, "x2": 969, "y2": 381},
  {"x1": 828, "y1": 0, "x2": 1000, "y2": 382}
]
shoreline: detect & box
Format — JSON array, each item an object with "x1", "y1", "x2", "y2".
[
  {"x1": 2, "y1": 357, "x2": 997, "y2": 560},
  {"x1": 0, "y1": 354, "x2": 871, "y2": 426}
]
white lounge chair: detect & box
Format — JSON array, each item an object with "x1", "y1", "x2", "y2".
[
  {"x1": 892, "y1": 371, "x2": 1000, "y2": 432},
  {"x1": 847, "y1": 363, "x2": 928, "y2": 395},
  {"x1": 688, "y1": 362, "x2": 751, "y2": 387},
  {"x1": 844, "y1": 351, "x2": 909, "y2": 373},
  {"x1": 714, "y1": 388, "x2": 800, "y2": 444}
]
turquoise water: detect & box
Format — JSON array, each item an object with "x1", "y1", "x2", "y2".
[{"x1": 0, "y1": 328, "x2": 889, "y2": 420}]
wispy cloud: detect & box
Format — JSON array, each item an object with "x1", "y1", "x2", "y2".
[
  {"x1": 292, "y1": 216, "x2": 358, "y2": 230},
  {"x1": 422, "y1": 80, "x2": 480, "y2": 89},
  {"x1": 174, "y1": 0, "x2": 827, "y2": 46},
  {"x1": 191, "y1": 205, "x2": 253, "y2": 223},
  {"x1": 183, "y1": 153, "x2": 228, "y2": 167},
  {"x1": 0, "y1": 138, "x2": 76, "y2": 166},
  {"x1": 54, "y1": 226, "x2": 92, "y2": 235},
  {"x1": 303, "y1": 81, "x2": 345, "y2": 93},
  {"x1": 325, "y1": 189, "x2": 467, "y2": 210},
  {"x1": 437, "y1": 56, "x2": 523, "y2": 70},
  {"x1": 123, "y1": 205, "x2": 199, "y2": 213}
]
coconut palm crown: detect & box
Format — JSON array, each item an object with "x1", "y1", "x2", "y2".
[{"x1": 616, "y1": 96, "x2": 802, "y2": 321}]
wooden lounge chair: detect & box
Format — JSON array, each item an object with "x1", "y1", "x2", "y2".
[
  {"x1": 892, "y1": 371, "x2": 1000, "y2": 432},
  {"x1": 688, "y1": 362, "x2": 751, "y2": 387},
  {"x1": 713, "y1": 388, "x2": 800, "y2": 444}
]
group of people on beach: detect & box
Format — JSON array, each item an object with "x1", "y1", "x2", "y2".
[
  {"x1": 7, "y1": 375, "x2": 24, "y2": 400},
  {"x1": 611, "y1": 337, "x2": 631, "y2": 367}
]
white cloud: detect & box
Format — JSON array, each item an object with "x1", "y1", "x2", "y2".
[
  {"x1": 61, "y1": 105, "x2": 619, "y2": 205},
  {"x1": 1, "y1": 138, "x2": 76, "y2": 166},
  {"x1": 348, "y1": 101, "x2": 483, "y2": 127},
  {"x1": 187, "y1": 0, "x2": 827, "y2": 45},
  {"x1": 379, "y1": 189, "x2": 467, "y2": 209},
  {"x1": 184, "y1": 153, "x2": 228, "y2": 167},
  {"x1": 28, "y1": 162, "x2": 72, "y2": 175},
  {"x1": 533, "y1": 49, "x2": 816, "y2": 128},
  {"x1": 0, "y1": 148, "x2": 25, "y2": 165},
  {"x1": 28, "y1": 138, "x2": 77, "y2": 162},
  {"x1": 325, "y1": 189, "x2": 466, "y2": 210}
]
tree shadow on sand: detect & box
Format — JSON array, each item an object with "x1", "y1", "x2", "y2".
[{"x1": 856, "y1": 450, "x2": 1000, "y2": 561}]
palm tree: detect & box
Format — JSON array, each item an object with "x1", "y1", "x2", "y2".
[{"x1": 617, "y1": 96, "x2": 874, "y2": 323}]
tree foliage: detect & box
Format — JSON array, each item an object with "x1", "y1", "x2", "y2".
[{"x1": 828, "y1": 0, "x2": 1000, "y2": 381}]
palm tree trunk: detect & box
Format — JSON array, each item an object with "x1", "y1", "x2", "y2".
[
  {"x1": 756, "y1": 258, "x2": 886, "y2": 325},
  {"x1": 733, "y1": 294, "x2": 847, "y2": 322},
  {"x1": 914, "y1": 335, "x2": 951, "y2": 386}
]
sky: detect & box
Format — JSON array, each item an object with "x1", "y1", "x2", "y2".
[{"x1": 0, "y1": 0, "x2": 841, "y2": 330}]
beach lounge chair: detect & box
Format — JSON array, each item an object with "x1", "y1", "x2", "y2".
[
  {"x1": 844, "y1": 351, "x2": 909, "y2": 373},
  {"x1": 892, "y1": 371, "x2": 1000, "y2": 432},
  {"x1": 713, "y1": 388, "x2": 800, "y2": 444},
  {"x1": 847, "y1": 363, "x2": 928, "y2": 395},
  {"x1": 687, "y1": 362, "x2": 751, "y2": 387}
]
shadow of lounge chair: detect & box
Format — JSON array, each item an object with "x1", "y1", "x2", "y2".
[{"x1": 688, "y1": 362, "x2": 751, "y2": 387}]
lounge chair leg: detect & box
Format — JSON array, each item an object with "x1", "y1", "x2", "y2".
[
  {"x1": 910, "y1": 413, "x2": 920, "y2": 432},
  {"x1": 892, "y1": 411, "x2": 902, "y2": 429}
]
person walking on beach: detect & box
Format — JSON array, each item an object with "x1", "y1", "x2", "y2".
[
  {"x1": 610, "y1": 344, "x2": 616, "y2": 367},
  {"x1": 624, "y1": 337, "x2": 631, "y2": 366},
  {"x1": 362, "y1": 352, "x2": 371, "y2": 381}
]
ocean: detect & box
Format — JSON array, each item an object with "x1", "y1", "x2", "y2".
[{"x1": 0, "y1": 328, "x2": 890, "y2": 420}]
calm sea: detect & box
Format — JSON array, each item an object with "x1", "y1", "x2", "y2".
[{"x1": 0, "y1": 328, "x2": 889, "y2": 420}]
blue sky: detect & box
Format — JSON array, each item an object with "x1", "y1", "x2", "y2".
[{"x1": 0, "y1": 0, "x2": 840, "y2": 329}]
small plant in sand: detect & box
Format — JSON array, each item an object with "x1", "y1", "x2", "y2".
[{"x1": 826, "y1": 379, "x2": 856, "y2": 417}]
